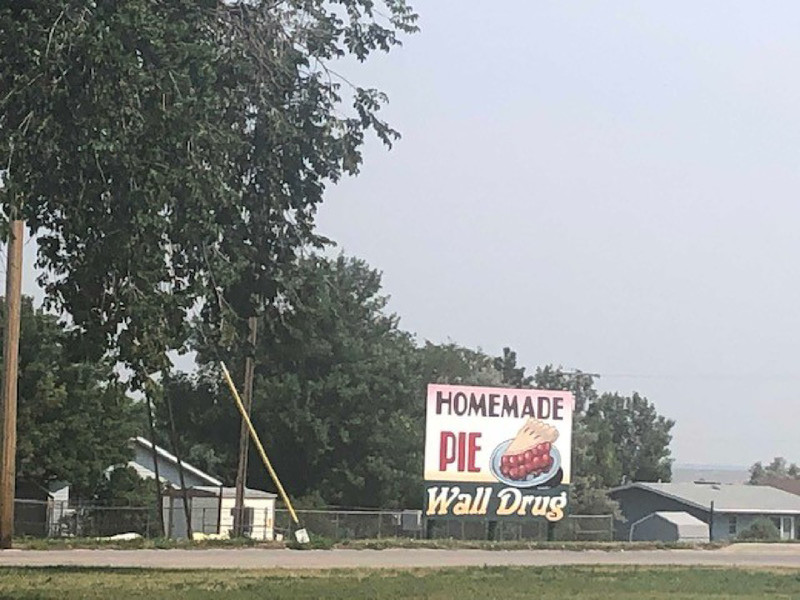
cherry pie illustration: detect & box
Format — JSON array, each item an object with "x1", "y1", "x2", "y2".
[{"x1": 498, "y1": 418, "x2": 559, "y2": 481}]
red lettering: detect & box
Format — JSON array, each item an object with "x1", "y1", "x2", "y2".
[
  {"x1": 440, "y1": 431, "x2": 483, "y2": 473},
  {"x1": 468, "y1": 432, "x2": 481, "y2": 472},
  {"x1": 457, "y1": 432, "x2": 466, "y2": 471},
  {"x1": 439, "y1": 431, "x2": 456, "y2": 471}
]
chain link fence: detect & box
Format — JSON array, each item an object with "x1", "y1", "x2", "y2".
[
  {"x1": 426, "y1": 514, "x2": 614, "y2": 542},
  {"x1": 275, "y1": 509, "x2": 613, "y2": 542},
  {"x1": 14, "y1": 499, "x2": 160, "y2": 538},
  {"x1": 13, "y1": 499, "x2": 612, "y2": 542}
]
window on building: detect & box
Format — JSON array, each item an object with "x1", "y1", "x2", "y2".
[{"x1": 728, "y1": 516, "x2": 737, "y2": 535}]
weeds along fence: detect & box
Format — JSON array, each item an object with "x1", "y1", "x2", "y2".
[
  {"x1": 16, "y1": 500, "x2": 274, "y2": 540},
  {"x1": 15, "y1": 499, "x2": 161, "y2": 539},
  {"x1": 275, "y1": 509, "x2": 613, "y2": 542},
  {"x1": 13, "y1": 499, "x2": 613, "y2": 542}
]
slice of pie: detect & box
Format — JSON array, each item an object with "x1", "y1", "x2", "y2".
[{"x1": 499, "y1": 418, "x2": 559, "y2": 481}]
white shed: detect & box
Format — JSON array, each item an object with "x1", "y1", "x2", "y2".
[
  {"x1": 164, "y1": 486, "x2": 277, "y2": 541},
  {"x1": 630, "y1": 511, "x2": 709, "y2": 543}
]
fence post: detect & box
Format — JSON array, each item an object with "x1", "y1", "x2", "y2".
[
  {"x1": 335, "y1": 513, "x2": 340, "y2": 540},
  {"x1": 46, "y1": 498, "x2": 52, "y2": 538},
  {"x1": 167, "y1": 497, "x2": 173, "y2": 539},
  {"x1": 377, "y1": 512, "x2": 382, "y2": 539}
]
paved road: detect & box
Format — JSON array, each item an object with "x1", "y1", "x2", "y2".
[{"x1": 0, "y1": 545, "x2": 798, "y2": 570}]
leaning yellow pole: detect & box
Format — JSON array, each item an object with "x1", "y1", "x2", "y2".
[{"x1": 220, "y1": 361, "x2": 300, "y2": 526}]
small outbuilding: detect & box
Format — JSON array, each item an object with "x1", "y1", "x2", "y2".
[
  {"x1": 163, "y1": 486, "x2": 277, "y2": 541},
  {"x1": 629, "y1": 511, "x2": 709, "y2": 542},
  {"x1": 15, "y1": 481, "x2": 73, "y2": 537}
]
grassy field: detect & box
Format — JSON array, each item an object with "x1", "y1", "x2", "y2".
[{"x1": 0, "y1": 566, "x2": 799, "y2": 599}]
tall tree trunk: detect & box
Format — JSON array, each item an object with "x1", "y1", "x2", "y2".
[
  {"x1": 166, "y1": 392, "x2": 192, "y2": 539},
  {"x1": 234, "y1": 316, "x2": 258, "y2": 537},
  {"x1": 145, "y1": 390, "x2": 164, "y2": 537}
]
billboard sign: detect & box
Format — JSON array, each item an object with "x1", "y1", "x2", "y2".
[{"x1": 424, "y1": 384, "x2": 574, "y2": 522}]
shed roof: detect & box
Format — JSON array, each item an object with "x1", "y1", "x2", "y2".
[
  {"x1": 653, "y1": 511, "x2": 708, "y2": 527},
  {"x1": 131, "y1": 437, "x2": 223, "y2": 487},
  {"x1": 196, "y1": 486, "x2": 276, "y2": 499},
  {"x1": 611, "y1": 482, "x2": 800, "y2": 514},
  {"x1": 165, "y1": 486, "x2": 277, "y2": 499}
]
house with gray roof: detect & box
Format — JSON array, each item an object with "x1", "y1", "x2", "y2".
[
  {"x1": 610, "y1": 482, "x2": 800, "y2": 541},
  {"x1": 128, "y1": 437, "x2": 223, "y2": 489}
]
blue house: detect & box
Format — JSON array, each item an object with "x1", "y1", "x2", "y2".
[{"x1": 610, "y1": 482, "x2": 800, "y2": 541}]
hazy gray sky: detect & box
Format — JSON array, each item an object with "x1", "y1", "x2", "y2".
[
  {"x1": 316, "y1": 1, "x2": 800, "y2": 467},
  {"x1": 10, "y1": 1, "x2": 800, "y2": 469}
]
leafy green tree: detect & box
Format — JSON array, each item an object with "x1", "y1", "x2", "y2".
[
  {"x1": 86, "y1": 466, "x2": 160, "y2": 535},
  {"x1": 533, "y1": 366, "x2": 598, "y2": 414},
  {"x1": 749, "y1": 462, "x2": 766, "y2": 484},
  {"x1": 1, "y1": 0, "x2": 416, "y2": 528},
  {"x1": 583, "y1": 392, "x2": 673, "y2": 486},
  {"x1": 0, "y1": 0, "x2": 418, "y2": 386},
  {"x1": 2, "y1": 297, "x2": 139, "y2": 498},
  {"x1": 531, "y1": 366, "x2": 615, "y2": 514},
  {"x1": 418, "y1": 343, "x2": 503, "y2": 387},
  {"x1": 167, "y1": 255, "x2": 423, "y2": 507},
  {"x1": 493, "y1": 347, "x2": 533, "y2": 388},
  {"x1": 94, "y1": 466, "x2": 157, "y2": 508},
  {"x1": 749, "y1": 457, "x2": 800, "y2": 484},
  {"x1": 530, "y1": 367, "x2": 672, "y2": 512},
  {"x1": 153, "y1": 372, "x2": 228, "y2": 479}
]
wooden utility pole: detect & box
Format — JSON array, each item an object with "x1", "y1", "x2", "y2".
[
  {"x1": 166, "y1": 393, "x2": 192, "y2": 539},
  {"x1": 233, "y1": 316, "x2": 257, "y2": 537},
  {"x1": 0, "y1": 219, "x2": 24, "y2": 548}
]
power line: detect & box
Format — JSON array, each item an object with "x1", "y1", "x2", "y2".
[{"x1": 600, "y1": 372, "x2": 800, "y2": 382}]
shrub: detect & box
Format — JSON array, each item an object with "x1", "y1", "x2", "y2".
[{"x1": 737, "y1": 518, "x2": 780, "y2": 541}]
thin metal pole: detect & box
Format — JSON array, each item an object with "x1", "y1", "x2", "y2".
[
  {"x1": 234, "y1": 316, "x2": 258, "y2": 536},
  {"x1": 0, "y1": 219, "x2": 23, "y2": 548},
  {"x1": 220, "y1": 361, "x2": 300, "y2": 526}
]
